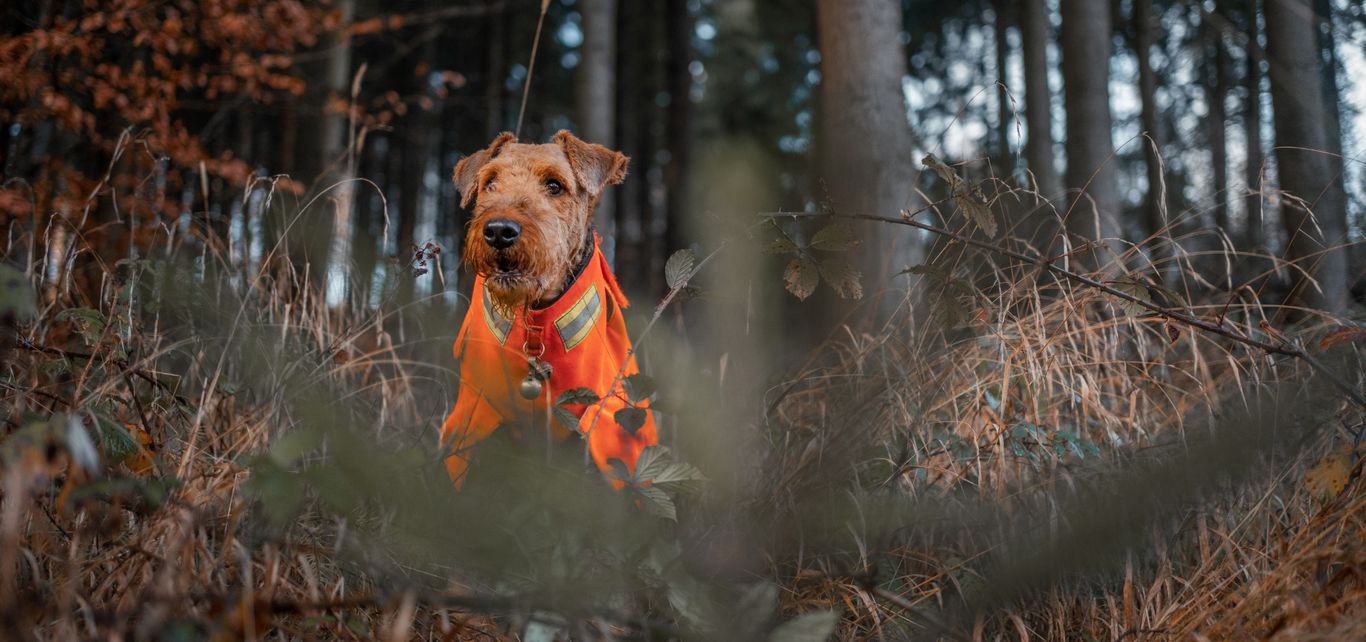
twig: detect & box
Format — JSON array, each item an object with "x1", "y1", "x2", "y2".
[
  {"x1": 514, "y1": 0, "x2": 551, "y2": 138},
  {"x1": 581, "y1": 243, "x2": 728, "y2": 447},
  {"x1": 758, "y1": 210, "x2": 1366, "y2": 409}
]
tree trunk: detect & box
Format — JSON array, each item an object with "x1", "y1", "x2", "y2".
[
  {"x1": 1243, "y1": 0, "x2": 1265, "y2": 249},
  {"x1": 1313, "y1": 0, "x2": 1355, "y2": 295},
  {"x1": 993, "y1": 0, "x2": 1013, "y2": 177},
  {"x1": 1264, "y1": 0, "x2": 1348, "y2": 312},
  {"x1": 1133, "y1": 0, "x2": 1165, "y2": 242},
  {"x1": 578, "y1": 0, "x2": 618, "y2": 245},
  {"x1": 817, "y1": 0, "x2": 919, "y2": 286},
  {"x1": 321, "y1": 0, "x2": 356, "y2": 305},
  {"x1": 1208, "y1": 7, "x2": 1231, "y2": 234},
  {"x1": 663, "y1": 0, "x2": 693, "y2": 265},
  {"x1": 1021, "y1": 0, "x2": 1062, "y2": 246},
  {"x1": 1059, "y1": 0, "x2": 1122, "y2": 266},
  {"x1": 614, "y1": 0, "x2": 644, "y2": 275}
]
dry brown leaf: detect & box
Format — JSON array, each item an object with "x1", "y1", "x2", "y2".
[
  {"x1": 1304, "y1": 451, "x2": 1351, "y2": 501},
  {"x1": 784, "y1": 257, "x2": 819, "y2": 301},
  {"x1": 1319, "y1": 325, "x2": 1366, "y2": 351}
]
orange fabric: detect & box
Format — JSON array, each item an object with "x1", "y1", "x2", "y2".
[{"x1": 440, "y1": 239, "x2": 658, "y2": 488}]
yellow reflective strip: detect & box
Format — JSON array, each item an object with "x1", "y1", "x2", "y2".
[
  {"x1": 555, "y1": 286, "x2": 601, "y2": 350},
  {"x1": 482, "y1": 289, "x2": 510, "y2": 344}
]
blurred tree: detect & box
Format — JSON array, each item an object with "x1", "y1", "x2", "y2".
[
  {"x1": 992, "y1": 0, "x2": 1013, "y2": 177},
  {"x1": 1206, "y1": 2, "x2": 1232, "y2": 235},
  {"x1": 1060, "y1": 0, "x2": 1122, "y2": 264},
  {"x1": 579, "y1": 0, "x2": 618, "y2": 245},
  {"x1": 1132, "y1": 0, "x2": 1166, "y2": 243},
  {"x1": 817, "y1": 0, "x2": 918, "y2": 281},
  {"x1": 1244, "y1": 0, "x2": 1266, "y2": 250},
  {"x1": 663, "y1": 0, "x2": 693, "y2": 271},
  {"x1": 1021, "y1": 0, "x2": 1063, "y2": 240},
  {"x1": 1264, "y1": 0, "x2": 1348, "y2": 313}
]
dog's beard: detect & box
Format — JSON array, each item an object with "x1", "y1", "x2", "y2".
[{"x1": 465, "y1": 245, "x2": 562, "y2": 314}]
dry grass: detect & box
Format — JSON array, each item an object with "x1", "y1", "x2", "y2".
[
  {"x1": 0, "y1": 151, "x2": 1363, "y2": 642},
  {"x1": 763, "y1": 192, "x2": 1365, "y2": 640}
]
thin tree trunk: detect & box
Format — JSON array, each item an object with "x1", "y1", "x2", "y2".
[
  {"x1": 1208, "y1": 7, "x2": 1231, "y2": 234},
  {"x1": 663, "y1": 0, "x2": 692, "y2": 265},
  {"x1": 614, "y1": 0, "x2": 643, "y2": 274},
  {"x1": 1244, "y1": 0, "x2": 1265, "y2": 249},
  {"x1": 1264, "y1": 0, "x2": 1348, "y2": 313},
  {"x1": 1133, "y1": 0, "x2": 1165, "y2": 243},
  {"x1": 321, "y1": 0, "x2": 356, "y2": 304},
  {"x1": 817, "y1": 0, "x2": 919, "y2": 291},
  {"x1": 1021, "y1": 0, "x2": 1062, "y2": 243},
  {"x1": 993, "y1": 0, "x2": 1014, "y2": 177},
  {"x1": 1060, "y1": 0, "x2": 1123, "y2": 266},
  {"x1": 578, "y1": 0, "x2": 618, "y2": 245},
  {"x1": 1313, "y1": 0, "x2": 1355, "y2": 293}
]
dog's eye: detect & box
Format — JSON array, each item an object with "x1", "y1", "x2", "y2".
[
  {"x1": 483, "y1": 179, "x2": 496, "y2": 193},
  {"x1": 544, "y1": 179, "x2": 564, "y2": 196}
]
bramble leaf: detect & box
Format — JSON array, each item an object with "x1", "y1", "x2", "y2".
[
  {"x1": 623, "y1": 373, "x2": 657, "y2": 403},
  {"x1": 819, "y1": 259, "x2": 863, "y2": 300},
  {"x1": 556, "y1": 387, "x2": 600, "y2": 406},
  {"x1": 784, "y1": 258, "x2": 819, "y2": 301},
  {"x1": 810, "y1": 224, "x2": 860, "y2": 251},
  {"x1": 665, "y1": 249, "x2": 696, "y2": 290},
  {"x1": 616, "y1": 406, "x2": 647, "y2": 434}
]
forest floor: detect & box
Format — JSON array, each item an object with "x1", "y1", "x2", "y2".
[{"x1": 1, "y1": 196, "x2": 1364, "y2": 641}]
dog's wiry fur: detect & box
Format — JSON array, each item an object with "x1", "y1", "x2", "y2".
[{"x1": 453, "y1": 130, "x2": 628, "y2": 312}]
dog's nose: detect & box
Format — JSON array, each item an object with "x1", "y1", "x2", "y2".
[{"x1": 482, "y1": 219, "x2": 521, "y2": 250}]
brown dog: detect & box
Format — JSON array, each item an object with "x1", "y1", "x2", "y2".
[{"x1": 440, "y1": 131, "x2": 658, "y2": 488}]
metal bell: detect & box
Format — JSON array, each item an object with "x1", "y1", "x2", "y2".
[
  {"x1": 519, "y1": 375, "x2": 543, "y2": 399},
  {"x1": 519, "y1": 356, "x2": 552, "y2": 399}
]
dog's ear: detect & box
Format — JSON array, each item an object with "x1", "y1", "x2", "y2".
[
  {"x1": 453, "y1": 132, "x2": 516, "y2": 209},
  {"x1": 553, "y1": 130, "x2": 628, "y2": 199}
]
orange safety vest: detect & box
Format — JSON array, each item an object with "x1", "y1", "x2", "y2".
[{"x1": 440, "y1": 239, "x2": 658, "y2": 488}]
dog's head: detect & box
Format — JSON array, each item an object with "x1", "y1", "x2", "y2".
[{"x1": 453, "y1": 131, "x2": 628, "y2": 310}]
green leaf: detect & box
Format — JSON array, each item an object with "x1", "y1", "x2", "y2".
[
  {"x1": 56, "y1": 307, "x2": 106, "y2": 346},
  {"x1": 40, "y1": 356, "x2": 71, "y2": 376},
  {"x1": 637, "y1": 485, "x2": 676, "y2": 520},
  {"x1": 783, "y1": 258, "x2": 819, "y2": 301},
  {"x1": 764, "y1": 237, "x2": 797, "y2": 255},
  {"x1": 818, "y1": 259, "x2": 863, "y2": 300},
  {"x1": 245, "y1": 457, "x2": 305, "y2": 526},
  {"x1": 1149, "y1": 283, "x2": 1185, "y2": 309},
  {"x1": 555, "y1": 387, "x2": 600, "y2": 406},
  {"x1": 1109, "y1": 280, "x2": 1153, "y2": 316},
  {"x1": 0, "y1": 264, "x2": 36, "y2": 324},
  {"x1": 615, "y1": 406, "x2": 647, "y2": 434},
  {"x1": 768, "y1": 610, "x2": 838, "y2": 642},
  {"x1": 553, "y1": 406, "x2": 582, "y2": 432},
  {"x1": 665, "y1": 249, "x2": 696, "y2": 290},
  {"x1": 622, "y1": 373, "x2": 656, "y2": 403},
  {"x1": 268, "y1": 427, "x2": 323, "y2": 466},
  {"x1": 632, "y1": 446, "x2": 706, "y2": 496},
  {"x1": 632, "y1": 445, "x2": 672, "y2": 483},
  {"x1": 809, "y1": 224, "x2": 860, "y2": 251},
  {"x1": 93, "y1": 412, "x2": 139, "y2": 462},
  {"x1": 606, "y1": 458, "x2": 632, "y2": 482},
  {"x1": 346, "y1": 617, "x2": 369, "y2": 636}
]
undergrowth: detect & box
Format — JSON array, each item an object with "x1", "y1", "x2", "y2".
[{"x1": 0, "y1": 138, "x2": 1362, "y2": 642}]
